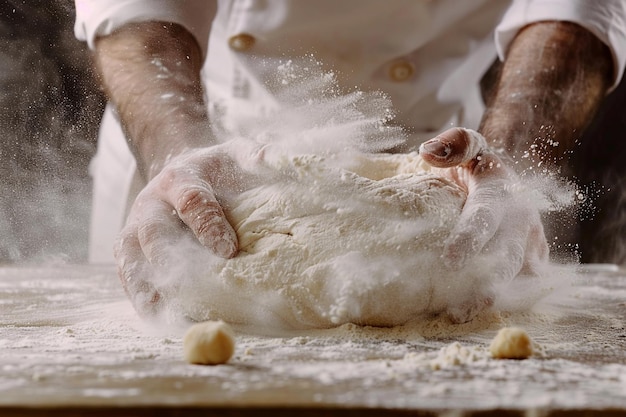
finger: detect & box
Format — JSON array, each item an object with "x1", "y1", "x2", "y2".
[
  {"x1": 171, "y1": 183, "x2": 238, "y2": 259},
  {"x1": 520, "y1": 222, "x2": 550, "y2": 276},
  {"x1": 135, "y1": 199, "x2": 188, "y2": 266},
  {"x1": 114, "y1": 225, "x2": 162, "y2": 318},
  {"x1": 477, "y1": 208, "x2": 549, "y2": 281},
  {"x1": 467, "y1": 151, "x2": 510, "y2": 183},
  {"x1": 443, "y1": 200, "x2": 504, "y2": 269},
  {"x1": 486, "y1": 231, "x2": 548, "y2": 282},
  {"x1": 486, "y1": 236, "x2": 527, "y2": 282},
  {"x1": 447, "y1": 287, "x2": 495, "y2": 324},
  {"x1": 419, "y1": 128, "x2": 488, "y2": 168},
  {"x1": 443, "y1": 151, "x2": 513, "y2": 269}
]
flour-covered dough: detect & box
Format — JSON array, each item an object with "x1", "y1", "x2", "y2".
[
  {"x1": 490, "y1": 327, "x2": 533, "y2": 359},
  {"x1": 171, "y1": 150, "x2": 499, "y2": 329},
  {"x1": 183, "y1": 321, "x2": 236, "y2": 365}
]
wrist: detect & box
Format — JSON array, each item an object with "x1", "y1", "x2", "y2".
[
  {"x1": 478, "y1": 21, "x2": 612, "y2": 173},
  {"x1": 95, "y1": 21, "x2": 211, "y2": 180},
  {"x1": 479, "y1": 117, "x2": 560, "y2": 174},
  {"x1": 140, "y1": 120, "x2": 215, "y2": 180}
]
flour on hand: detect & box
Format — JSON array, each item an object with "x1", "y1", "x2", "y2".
[
  {"x1": 158, "y1": 59, "x2": 556, "y2": 331},
  {"x1": 179, "y1": 150, "x2": 486, "y2": 328}
]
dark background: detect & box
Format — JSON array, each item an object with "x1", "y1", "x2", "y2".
[
  {"x1": 0, "y1": 0, "x2": 105, "y2": 262},
  {"x1": 574, "y1": 72, "x2": 626, "y2": 265}
]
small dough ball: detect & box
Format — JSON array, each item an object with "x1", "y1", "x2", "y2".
[
  {"x1": 183, "y1": 321, "x2": 236, "y2": 365},
  {"x1": 490, "y1": 327, "x2": 533, "y2": 359}
]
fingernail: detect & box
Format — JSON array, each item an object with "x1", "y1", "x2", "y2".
[
  {"x1": 215, "y1": 236, "x2": 238, "y2": 258},
  {"x1": 133, "y1": 287, "x2": 161, "y2": 318},
  {"x1": 442, "y1": 243, "x2": 465, "y2": 270},
  {"x1": 421, "y1": 139, "x2": 450, "y2": 158}
]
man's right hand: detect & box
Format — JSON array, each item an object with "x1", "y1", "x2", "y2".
[
  {"x1": 93, "y1": 21, "x2": 237, "y2": 317},
  {"x1": 114, "y1": 140, "x2": 266, "y2": 317}
]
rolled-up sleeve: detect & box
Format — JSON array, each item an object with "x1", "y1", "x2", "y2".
[
  {"x1": 74, "y1": 0, "x2": 216, "y2": 56},
  {"x1": 495, "y1": 0, "x2": 626, "y2": 88}
]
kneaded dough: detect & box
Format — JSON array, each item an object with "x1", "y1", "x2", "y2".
[
  {"x1": 174, "y1": 151, "x2": 498, "y2": 329},
  {"x1": 183, "y1": 321, "x2": 236, "y2": 365},
  {"x1": 490, "y1": 327, "x2": 533, "y2": 359}
]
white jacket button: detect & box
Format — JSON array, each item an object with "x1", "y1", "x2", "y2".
[
  {"x1": 388, "y1": 60, "x2": 415, "y2": 82},
  {"x1": 228, "y1": 33, "x2": 256, "y2": 52}
]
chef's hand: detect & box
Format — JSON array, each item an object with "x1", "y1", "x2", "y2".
[
  {"x1": 419, "y1": 128, "x2": 549, "y2": 280},
  {"x1": 114, "y1": 140, "x2": 265, "y2": 318}
]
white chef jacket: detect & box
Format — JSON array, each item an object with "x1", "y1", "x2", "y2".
[{"x1": 74, "y1": 0, "x2": 626, "y2": 263}]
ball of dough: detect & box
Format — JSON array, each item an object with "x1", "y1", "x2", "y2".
[
  {"x1": 490, "y1": 327, "x2": 533, "y2": 359},
  {"x1": 178, "y1": 152, "x2": 472, "y2": 329},
  {"x1": 183, "y1": 321, "x2": 236, "y2": 365}
]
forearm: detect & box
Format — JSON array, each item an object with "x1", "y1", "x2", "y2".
[
  {"x1": 94, "y1": 21, "x2": 212, "y2": 180},
  {"x1": 479, "y1": 21, "x2": 613, "y2": 171}
]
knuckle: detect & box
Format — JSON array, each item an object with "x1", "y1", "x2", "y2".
[
  {"x1": 158, "y1": 166, "x2": 178, "y2": 186},
  {"x1": 136, "y1": 221, "x2": 179, "y2": 265},
  {"x1": 137, "y1": 219, "x2": 165, "y2": 245},
  {"x1": 115, "y1": 224, "x2": 137, "y2": 245},
  {"x1": 176, "y1": 187, "x2": 217, "y2": 217},
  {"x1": 194, "y1": 214, "x2": 226, "y2": 238},
  {"x1": 156, "y1": 161, "x2": 207, "y2": 193},
  {"x1": 132, "y1": 287, "x2": 162, "y2": 318}
]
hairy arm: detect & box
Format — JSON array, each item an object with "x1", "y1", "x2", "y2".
[
  {"x1": 94, "y1": 21, "x2": 212, "y2": 180},
  {"x1": 93, "y1": 22, "x2": 246, "y2": 315},
  {"x1": 479, "y1": 21, "x2": 613, "y2": 172},
  {"x1": 418, "y1": 22, "x2": 613, "y2": 280}
]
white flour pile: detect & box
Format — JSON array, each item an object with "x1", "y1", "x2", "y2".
[{"x1": 157, "y1": 59, "x2": 575, "y2": 330}]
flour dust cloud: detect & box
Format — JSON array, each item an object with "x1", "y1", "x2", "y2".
[
  {"x1": 0, "y1": 2, "x2": 104, "y2": 263},
  {"x1": 151, "y1": 59, "x2": 585, "y2": 331}
]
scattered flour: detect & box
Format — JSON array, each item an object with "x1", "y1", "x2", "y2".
[
  {"x1": 1, "y1": 53, "x2": 624, "y2": 410},
  {"x1": 428, "y1": 342, "x2": 490, "y2": 370},
  {"x1": 2, "y1": 266, "x2": 626, "y2": 410},
  {"x1": 176, "y1": 150, "x2": 483, "y2": 328},
  {"x1": 157, "y1": 59, "x2": 574, "y2": 331}
]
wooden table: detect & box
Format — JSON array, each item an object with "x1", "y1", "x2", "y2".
[{"x1": 1, "y1": 264, "x2": 625, "y2": 416}]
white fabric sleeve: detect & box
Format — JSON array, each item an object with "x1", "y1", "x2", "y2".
[
  {"x1": 495, "y1": 0, "x2": 626, "y2": 88},
  {"x1": 74, "y1": 0, "x2": 216, "y2": 57}
]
